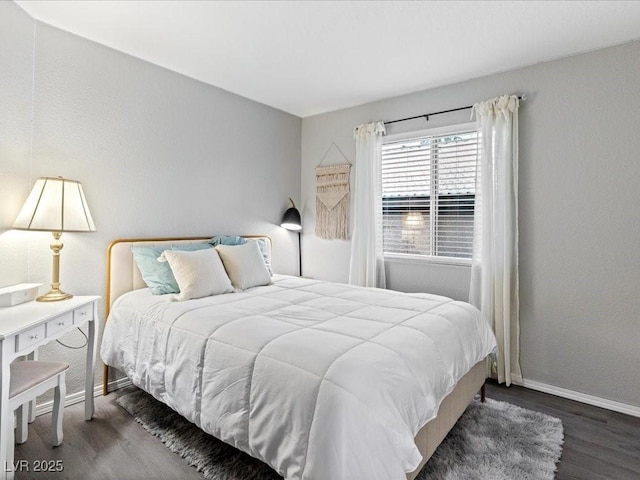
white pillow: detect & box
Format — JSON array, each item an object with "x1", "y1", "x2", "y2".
[
  {"x1": 162, "y1": 249, "x2": 233, "y2": 301},
  {"x1": 215, "y1": 241, "x2": 272, "y2": 290}
]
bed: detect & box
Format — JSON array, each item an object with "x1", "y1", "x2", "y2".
[{"x1": 101, "y1": 236, "x2": 497, "y2": 480}]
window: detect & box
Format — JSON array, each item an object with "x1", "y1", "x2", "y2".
[{"x1": 381, "y1": 124, "x2": 479, "y2": 261}]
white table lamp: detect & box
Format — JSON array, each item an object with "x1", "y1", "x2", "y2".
[{"x1": 12, "y1": 177, "x2": 96, "y2": 302}]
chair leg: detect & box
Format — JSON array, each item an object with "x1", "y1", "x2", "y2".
[
  {"x1": 7, "y1": 418, "x2": 15, "y2": 479},
  {"x1": 28, "y1": 399, "x2": 36, "y2": 424},
  {"x1": 480, "y1": 382, "x2": 486, "y2": 403},
  {"x1": 51, "y1": 377, "x2": 66, "y2": 447},
  {"x1": 15, "y1": 404, "x2": 28, "y2": 444}
]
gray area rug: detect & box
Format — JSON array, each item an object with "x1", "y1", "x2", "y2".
[{"x1": 117, "y1": 390, "x2": 563, "y2": 480}]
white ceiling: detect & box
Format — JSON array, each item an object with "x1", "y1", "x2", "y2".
[{"x1": 14, "y1": 0, "x2": 640, "y2": 118}]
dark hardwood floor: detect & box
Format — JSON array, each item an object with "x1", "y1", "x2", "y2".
[
  {"x1": 485, "y1": 381, "x2": 640, "y2": 480},
  {"x1": 14, "y1": 386, "x2": 203, "y2": 480},
  {"x1": 13, "y1": 382, "x2": 640, "y2": 479}
]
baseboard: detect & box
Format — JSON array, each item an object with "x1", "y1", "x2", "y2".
[
  {"x1": 517, "y1": 378, "x2": 640, "y2": 418},
  {"x1": 34, "y1": 377, "x2": 133, "y2": 417}
]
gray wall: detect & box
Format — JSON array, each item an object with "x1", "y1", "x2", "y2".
[
  {"x1": 0, "y1": 2, "x2": 301, "y2": 398},
  {"x1": 0, "y1": 3, "x2": 32, "y2": 286},
  {"x1": 302, "y1": 41, "x2": 640, "y2": 408}
]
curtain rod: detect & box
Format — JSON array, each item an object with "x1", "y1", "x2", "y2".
[{"x1": 384, "y1": 95, "x2": 526, "y2": 125}]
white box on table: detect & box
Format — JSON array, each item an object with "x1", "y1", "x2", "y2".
[{"x1": 0, "y1": 283, "x2": 42, "y2": 307}]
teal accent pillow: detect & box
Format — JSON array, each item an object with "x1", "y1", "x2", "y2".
[
  {"x1": 171, "y1": 244, "x2": 213, "y2": 252},
  {"x1": 208, "y1": 236, "x2": 248, "y2": 247},
  {"x1": 131, "y1": 243, "x2": 212, "y2": 295}
]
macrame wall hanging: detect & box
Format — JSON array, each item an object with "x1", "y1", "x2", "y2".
[{"x1": 315, "y1": 143, "x2": 351, "y2": 240}]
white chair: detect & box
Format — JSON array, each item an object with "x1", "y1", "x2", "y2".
[{"x1": 7, "y1": 361, "x2": 69, "y2": 470}]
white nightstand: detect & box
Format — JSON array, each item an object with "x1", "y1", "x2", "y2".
[{"x1": 0, "y1": 295, "x2": 99, "y2": 480}]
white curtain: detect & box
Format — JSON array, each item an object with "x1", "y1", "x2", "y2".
[
  {"x1": 470, "y1": 95, "x2": 522, "y2": 386},
  {"x1": 349, "y1": 122, "x2": 386, "y2": 288}
]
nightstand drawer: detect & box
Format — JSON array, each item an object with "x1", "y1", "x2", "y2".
[
  {"x1": 46, "y1": 312, "x2": 73, "y2": 337},
  {"x1": 73, "y1": 304, "x2": 94, "y2": 324},
  {"x1": 16, "y1": 325, "x2": 46, "y2": 352}
]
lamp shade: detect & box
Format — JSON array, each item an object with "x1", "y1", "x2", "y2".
[
  {"x1": 13, "y1": 177, "x2": 96, "y2": 232},
  {"x1": 280, "y1": 198, "x2": 301, "y2": 231}
]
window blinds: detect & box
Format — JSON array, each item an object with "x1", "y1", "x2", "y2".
[{"x1": 381, "y1": 129, "x2": 479, "y2": 259}]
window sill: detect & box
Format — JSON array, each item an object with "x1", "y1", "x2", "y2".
[{"x1": 384, "y1": 253, "x2": 472, "y2": 267}]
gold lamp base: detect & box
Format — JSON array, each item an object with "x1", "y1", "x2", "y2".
[
  {"x1": 37, "y1": 287, "x2": 73, "y2": 302},
  {"x1": 36, "y1": 231, "x2": 73, "y2": 302}
]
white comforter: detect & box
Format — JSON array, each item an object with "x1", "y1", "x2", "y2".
[{"x1": 101, "y1": 275, "x2": 496, "y2": 480}]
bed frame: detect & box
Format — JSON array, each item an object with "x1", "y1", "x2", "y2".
[{"x1": 103, "y1": 236, "x2": 488, "y2": 480}]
